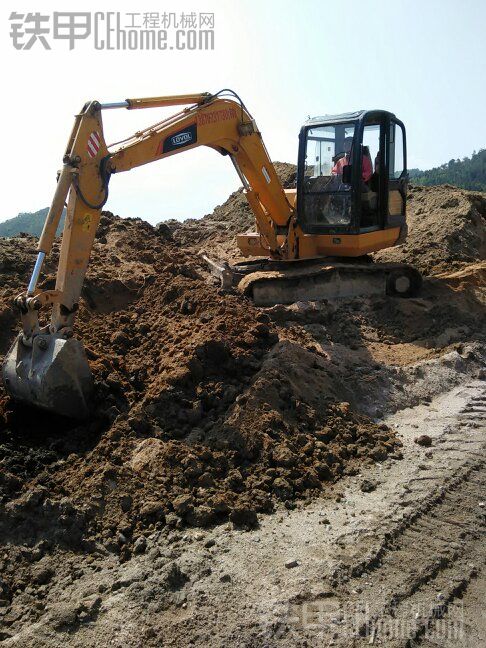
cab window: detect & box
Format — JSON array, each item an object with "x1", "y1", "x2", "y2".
[
  {"x1": 302, "y1": 123, "x2": 355, "y2": 227},
  {"x1": 389, "y1": 122, "x2": 405, "y2": 179}
]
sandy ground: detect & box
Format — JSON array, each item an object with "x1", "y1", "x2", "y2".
[{"x1": 3, "y1": 374, "x2": 484, "y2": 647}]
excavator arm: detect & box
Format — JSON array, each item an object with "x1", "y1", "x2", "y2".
[{"x1": 2, "y1": 90, "x2": 294, "y2": 417}]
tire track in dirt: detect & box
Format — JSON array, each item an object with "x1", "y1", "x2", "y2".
[
  {"x1": 283, "y1": 384, "x2": 486, "y2": 647},
  {"x1": 288, "y1": 456, "x2": 485, "y2": 647},
  {"x1": 352, "y1": 459, "x2": 485, "y2": 646},
  {"x1": 418, "y1": 570, "x2": 486, "y2": 647}
]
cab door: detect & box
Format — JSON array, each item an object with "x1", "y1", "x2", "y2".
[
  {"x1": 386, "y1": 118, "x2": 407, "y2": 230},
  {"x1": 360, "y1": 116, "x2": 386, "y2": 230}
]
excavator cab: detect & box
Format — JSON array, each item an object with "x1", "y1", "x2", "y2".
[{"x1": 297, "y1": 110, "x2": 408, "y2": 239}]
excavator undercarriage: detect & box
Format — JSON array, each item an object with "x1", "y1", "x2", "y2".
[{"x1": 204, "y1": 256, "x2": 422, "y2": 306}]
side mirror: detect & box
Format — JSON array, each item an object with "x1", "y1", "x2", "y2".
[{"x1": 342, "y1": 164, "x2": 352, "y2": 184}]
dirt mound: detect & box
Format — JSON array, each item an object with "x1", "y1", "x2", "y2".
[
  {"x1": 375, "y1": 184, "x2": 486, "y2": 274},
  {"x1": 0, "y1": 208, "x2": 400, "y2": 559},
  {"x1": 164, "y1": 169, "x2": 486, "y2": 275},
  {"x1": 0, "y1": 180, "x2": 484, "y2": 559},
  {"x1": 162, "y1": 162, "x2": 296, "y2": 261}
]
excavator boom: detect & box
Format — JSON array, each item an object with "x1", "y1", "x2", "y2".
[{"x1": 2, "y1": 90, "x2": 295, "y2": 418}]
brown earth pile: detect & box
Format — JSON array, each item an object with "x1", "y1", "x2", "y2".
[
  {"x1": 375, "y1": 184, "x2": 486, "y2": 274},
  {"x1": 0, "y1": 209, "x2": 399, "y2": 560},
  {"x1": 165, "y1": 167, "x2": 486, "y2": 275},
  {"x1": 163, "y1": 162, "x2": 297, "y2": 261},
  {"x1": 0, "y1": 178, "x2": 485, "y2": 563}
]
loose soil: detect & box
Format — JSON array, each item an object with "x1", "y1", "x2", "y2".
[{"x1": 0, "y1": 170, "x2": 484, "y2": 646}]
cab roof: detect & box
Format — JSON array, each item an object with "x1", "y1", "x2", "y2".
[{"x1": 304, "y1": 109, "x2": 397, "y2": 127}]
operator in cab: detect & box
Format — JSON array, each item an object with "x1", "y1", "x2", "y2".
[{"x1": 332, "y1": 136, "x2": 373, "y2": 182}]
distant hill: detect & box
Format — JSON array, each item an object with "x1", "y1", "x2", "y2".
[
  {"x1": 0, "y1": 208, "x2": 65, "y2": 238},
  {"x1": 409, "y1": 149, "x2": 486, "y2": 191}
]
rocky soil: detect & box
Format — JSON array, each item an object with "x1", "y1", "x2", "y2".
[{"x1": 0, "y1": 170, "x2": 484, "y2": 646}]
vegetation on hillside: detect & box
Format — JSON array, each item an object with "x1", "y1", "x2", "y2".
[
  {"x1": 0, "y1": 208, "x2": 64, "y2": 238},
  {"x1": 409, "y1": 149, "x2": 486, "y2": 191}
]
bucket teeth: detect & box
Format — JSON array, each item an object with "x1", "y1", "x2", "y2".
[{"x1": 2, "y1": 334, "x2": 93, "y2": 419}]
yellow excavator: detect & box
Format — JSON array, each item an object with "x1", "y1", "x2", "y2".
[{"x1": 2, "y1": 89, "x2": 420, "y2": 418}]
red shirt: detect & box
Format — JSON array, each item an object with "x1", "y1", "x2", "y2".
[{"x1": 332, "y1": 154, "x2": 373, "y2": 182}]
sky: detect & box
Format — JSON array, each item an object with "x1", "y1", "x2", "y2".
[{"x1": 1, "y1": 0, "x2": 485, "y2": 225}]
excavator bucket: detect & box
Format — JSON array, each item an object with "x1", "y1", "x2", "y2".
[{"x1": 2, "y1": 334, "x2": 93, "y2": 419}]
